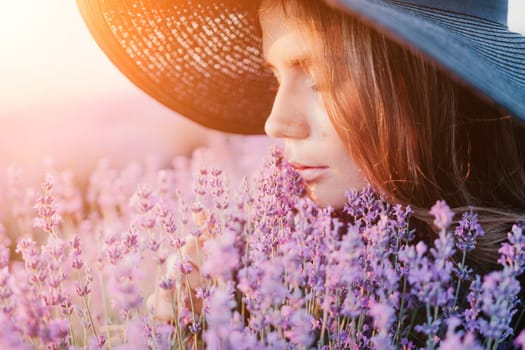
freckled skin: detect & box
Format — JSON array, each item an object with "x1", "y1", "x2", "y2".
[{"x1": 260, "y1": 7, "x2": 367, "y2": 208}]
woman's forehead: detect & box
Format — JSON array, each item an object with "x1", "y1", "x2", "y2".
[{"x1": 260, "y1": 6, "x2": 311, "y2": 66}]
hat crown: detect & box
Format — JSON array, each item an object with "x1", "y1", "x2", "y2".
[{"x1": 397, "y1": 0, "x2": 508, "y2": 26}]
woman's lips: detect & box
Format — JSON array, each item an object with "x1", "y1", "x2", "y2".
[{"x1": 289, "y1": 162, "x2": 329, "y2": 182}]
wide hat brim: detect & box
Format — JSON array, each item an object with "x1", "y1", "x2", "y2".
[{"x1": 77, "y1": 0, "x2": 525, "y2": 134}]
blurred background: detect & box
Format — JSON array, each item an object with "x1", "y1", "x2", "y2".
[
  {"x1": 0, "y1": 0, "x2": 524, "y2": 184},
  {"x1": 0, "y1": 0, "x2": 217, "y2": 185}
]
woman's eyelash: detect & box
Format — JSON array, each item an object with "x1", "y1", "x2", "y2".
[
  {"x1": 264, "y1": 60, "x2": 319, "y2": 91},
  {"x1": 292, "y1": 59, "x2": 321, "y2": 92}
]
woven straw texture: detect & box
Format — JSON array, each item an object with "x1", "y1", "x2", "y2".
[{"x1": 79, "y1": 0, "x2": 274, "y2": 134}]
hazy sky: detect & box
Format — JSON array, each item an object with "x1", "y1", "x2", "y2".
[
  {"x1": 0, "y1": 0, "x2": 524, "y2": 114},
  {"x1": 0, "y1": 1, "x2": 133, "y2": 112}
]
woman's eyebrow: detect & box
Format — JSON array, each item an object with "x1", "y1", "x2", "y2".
[
  {"x1": 262, "y1": 55, "x2": 311, "y2": 71},
  {"x1": 288, "y1": 57, "x2": 311, "y2": 69}
]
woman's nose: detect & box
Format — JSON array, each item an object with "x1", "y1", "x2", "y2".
[{"x1": 264, "y1": 83, "x2": 310, "y2": 139}]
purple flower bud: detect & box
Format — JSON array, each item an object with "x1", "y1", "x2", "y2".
[
  {"x1": 97, "y1": 335, "x2": 106, "y2": 348},
  {"x1": 43, "y1": 287, "x2": 66, "y2": 306},
  {"x1": 124, "y1": 229, "x2": 139, "y2": 251},
  {"x1": 159, "y1": 277, "x2": 175, "y2": 290},
  {"x1": 430, "y1": 200, "x2": 454, "y2": 230},
  {"x1": 170, "y1": 237, "x2": 185, "y2": 249},
  {"x1": 211, "y1": 168, "x2": 222, "y2": 177},
  {"x1": 106, "y1": 244, "x2": 123, "y2": 265},
  {"x1": 498, "y1": 224, "x2": 525, "y2": 276},
  {"x1": 70, "y1": 235, "x2": 81, "y2": 250},
  {"x1": 195, "y1": 287, "x2": 210, "y2": 300},
  {"x1": 60, "y1": 298, "x2": 73, "y2": 317},
  {"x1": 139, "y1": 214, "x2": 156, "y2": 230},
  {"x1": 454, "y1": 210, "x2": 484, "y2": 252},
  {"x1": 0, "y1": 313, "x2": 30, "y2": 350},
  {"x1": 130, "y1": 184, "x2": 158, "y2": 214},
  {"x1": 177, "y1": 260, "x2": 193, "y2": 275},
  {"x1": 369, "y1": 302, "x2": 395, "y2": 330},
  {"x1": 32, "y1": 175, "x2": 63, "y2": 234},
  {"x1": 160, "y1": 211, "x2": 177, "y2": 235},
  {"x1": 475, "y1": 270, "x2": 521, "y2": 341},
  {"x1": 190, "y1": 202, "x2": 204, "y2": 213},
  {"x1": 283, "y1": 308, "x2": 314, "y2": 347},
  {"x1": 439, "y1": 317, "x2": 483, "y2": 350},
  {"x1": 202, "y1": 230, "x2": 240, "y2": 281},
  {"x1": 75, "y1": 281, "x2": 91, "y2": 297},
  {"x1": 47, "y1": 318, "x2": 69, "y2": 342},
  {"x1": 189, "y1": 321, "x2": 202, "y2": 334},
  {"x1": 148, "y1": 238, "x2": 160, "y2": 252}
]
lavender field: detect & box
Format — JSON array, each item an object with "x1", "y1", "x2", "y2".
[{"x1": 0, "y1": 138, "x2": 523, "y2": 349}]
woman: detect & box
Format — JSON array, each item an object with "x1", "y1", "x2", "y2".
[
  {"x1": 77, "y1": 0, "x2": 525, "y2": 337},
  {"x1": 258, "y1": 0, "x2": 525, "y2": 274}
]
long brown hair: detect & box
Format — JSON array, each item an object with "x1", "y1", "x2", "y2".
[{"x1": 261, "y1": 0, "x2": 525, "y2": 271}]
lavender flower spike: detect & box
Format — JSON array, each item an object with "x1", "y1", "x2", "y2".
[
  {"x1": 430, "y1": 200, "x2": 454, "y2": 230},
  {"x1": 439, "y1": 317, "x2": 483, "y2": 350},
  {"x1": 454, "y1": 210, "x2": 484, "y2": 252},
  {"x1": 498, "y1": 224, "x2": 525, "y2": 276}
]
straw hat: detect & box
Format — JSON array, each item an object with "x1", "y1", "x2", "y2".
[{"x1": 77, "y1": 0, "x2": 525, "y2": 134}]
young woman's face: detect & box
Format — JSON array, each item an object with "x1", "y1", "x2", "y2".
[{"x1": 260, "y1": 6, "x2": 367, "y2": 208}]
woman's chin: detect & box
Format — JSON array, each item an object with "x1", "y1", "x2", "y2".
[{"x1": 306, "y1": 183, "x2": 348, "y2": 209}]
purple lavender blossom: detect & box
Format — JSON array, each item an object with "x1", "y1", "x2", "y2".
[
  {"x1": 159, "y1": 276, "x2": 175, "y2": 290},
  {"x1": 369, "y1": 302, "x2": 395, "y2": 350},
  {"x1": 201, "y1": 229, "x2": 240, "y2": 281},
  {"x1": 399, "y1": 232, "x2": 456, "y2": 346},
  {"x1": 158, "y1": 206, "x2": 178, "y2": 235},
  {"x1": 0, "y1": 313, "x2": 31, "y2": 350},
  {"x1": 116, "y1": 320, "x2": 148, "y2": 349},
  {"x1": 454, "y1": 210, "x2": 484, "y2": 252},
  {"x1": 33, "y1": 175, "x2": 63, "y2": 234},
  {"x1": 439, "y1": 317, "x2": 483, "y2": 350},
  {"x1": 477, "y1": 270, "x2": 520, "y2": 342},
  {"x1": 70, "y1": 235, "x2": 84, "y2": 270},
  {"x1": 430, "y1": 200, "x2": 454, "y2": 230},
  {"x1": 281, "y1": 307, "x2": 314, "y2": 347},
  {"x1": 464, "y1": 275, "x2": 482, "y2": 333},
  {"x1": 203, "y1": 283, "x2": 238, "y2": 347},
  {"x1": 399, "y1": 238, "x2": 454, "y2": 308},
  {"x1": 498, "y1": 223, "x2": 525, "y2": 276},
  {"x1": 344, "y1": 185, "x2": 386, "y2": 227},
  {"x1": 130, "y1": 184, "x2": 158, "y2": 214},
  {"x1": 0, "y1": 267, "x2": 15, "y2": 314},
  {"x1": 46, "y1": 318, "x2": 70, "y2": 345},
  {"x1": 108, "y1": 253, "x2": 144, "y2": 314},
  {"x1": 0, "y1": 145, "x2": 522, "y2": 349}
]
